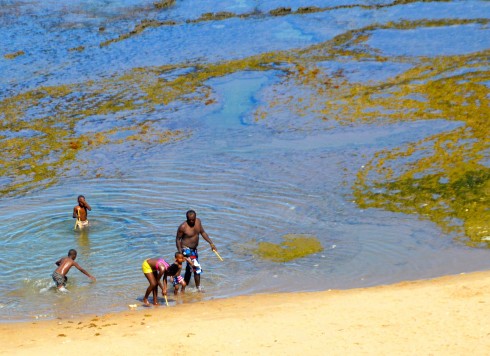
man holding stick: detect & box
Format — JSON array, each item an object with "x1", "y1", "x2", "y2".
[{"x1": 176, "y1": 210, "x2": 219, "y2": 292}]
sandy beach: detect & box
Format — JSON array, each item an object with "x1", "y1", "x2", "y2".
[{"x1": 1, "y1": 271, "x2": 489, "y2": 355}]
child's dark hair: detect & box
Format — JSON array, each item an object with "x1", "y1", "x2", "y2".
[
  {"x1": 175, "y1": 252, "x2": 184, "y2": 258},
  {"x1": 68, "y1": 249, "x2": 77, "y2": 256},
  {"x1": 167, "y1": 264, "x2": 179, "y2": 275}
]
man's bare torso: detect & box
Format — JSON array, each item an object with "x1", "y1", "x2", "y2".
[{"x1": 178, "y1": 218, "x2": 202, "y2": 249}]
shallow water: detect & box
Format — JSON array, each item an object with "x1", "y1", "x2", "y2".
[{"x1": 1, "y1": 0, "x2": 489, "y2": 321}]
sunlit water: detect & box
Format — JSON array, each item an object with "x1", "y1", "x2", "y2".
[{"x1": 1, "y1": 0, "x2": 489, "y2": 321}]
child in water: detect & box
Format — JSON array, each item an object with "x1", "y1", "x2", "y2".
[
  {"x1": 73, "y1": 195, "x2": 91, "y2": 229},
  {"x1": 164, "y1": 252, "x2": 188, "y2": 295},
  {"x1": 52, "y1": 249, "x2": 96, "y2": 292},
  {"x1": 141, "y1": 252, "x2": 187, "y2": 305}
]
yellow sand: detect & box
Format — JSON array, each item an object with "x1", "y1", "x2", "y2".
[{"x1": 1, "y1": 271, "x2": 489, "y2": 355}]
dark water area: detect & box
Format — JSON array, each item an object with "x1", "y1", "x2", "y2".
[{"x1": 1, "y1": 0, "x2": 489, "y2": 321}]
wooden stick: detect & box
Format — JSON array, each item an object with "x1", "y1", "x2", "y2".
[
  {"x1": 164, "y1": 295, "x2": 169, "y2": 306},
  {"x1": 213, "y1": 250, "x2": 224, "y2": 261},
  {"x1": 74, "y1": 208, "x2": 80, "y2": 231}
]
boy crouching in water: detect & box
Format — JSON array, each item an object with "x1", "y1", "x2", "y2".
[{"x1": 53, "y1": 249, "x2": 96, "y2": 291}]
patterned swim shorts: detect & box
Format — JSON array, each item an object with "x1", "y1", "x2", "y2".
[
  {"x1": 52, "y1": 271, "x2": 67, "y2": 288},
  {"x1": 172, "y1": 275, "x2": 184, "y2": 286},
  {"x1": 183, "y1": 248, "x2": 202, "y2": 274}
]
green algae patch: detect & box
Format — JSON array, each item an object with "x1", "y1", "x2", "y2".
[
  {"x1": 100, "y1": 1, "x2": 437, "y2": 48},
  {"x1": 247, "y1": 18, "x2": 490, "y2": 246},
  {"x1": 154, "y1": 0, "x2": 175, "y2": 9},
  {"x1": 255, "y1": 234, "x2": 323, "y2": 262},
  {"x1": 4, "y1": 50, "x2": 25, "y2": 59},
  {"x1": 69, "y1": 46, "x2": 85, "y2": 52},
  {"x1": 0, "y1": 47, "x2": 293, "y2": 196},
  {"x1": 0, "y1": 53, "x2": 290, "y2": 197},
  {"x1": 1, "y1": 15, "x2": 490, "y2": 248},
  {"x1": 100, "y1": 19, "x2": 176, "y2": 47},
  {"x1": 270, "y1": 7, "x2": 292, "y2": 16},
  {"x1": 195, "y1": 11, "x2": 236, "y2": 22},
  {"x1": 296, "y1": 7, "x2": 322, "y2": 14}
]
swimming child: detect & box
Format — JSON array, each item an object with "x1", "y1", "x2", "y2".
[
  {"x1": 73, "y1": 195, "x2": 91, "y2": 229},
  {"x1": 142, "y1": 252, "x2": 188, "y2": 305},
  {"x1": 52, "y1": 249, "x2": 96, "y2": 291}
]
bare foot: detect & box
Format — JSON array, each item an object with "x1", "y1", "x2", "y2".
[
  {"x1": 153, "y1": 301, "x2": 160, "y2": 306},
  {"x1": 143, "y1": 298, "x2": 150, "y2": 306}
]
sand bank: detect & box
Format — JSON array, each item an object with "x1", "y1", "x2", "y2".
[{"x1": 1, "y1": 271, "x2": 489, "y2": 355}]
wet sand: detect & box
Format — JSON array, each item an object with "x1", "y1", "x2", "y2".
[{"x1": 1, "y1": 270, "x2": 489, "y2": 355}]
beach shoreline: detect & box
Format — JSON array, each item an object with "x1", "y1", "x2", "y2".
[{"x1": 1, "y1": 270, "x2": 489, "y2": 355}]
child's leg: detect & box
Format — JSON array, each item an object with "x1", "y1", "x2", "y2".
[
  {"x1": 152, "y1": 271, "x2": 160, "y2": 305},
  {"x1": 143, "y1": 272, "x2": 157, "y2": 305},
  {"x1": 180, "y1": 280, "x2": 187, "y2": 294},
  {"x1": 176, "y1": 278, "x2": 186, "y2": 294},
  {"x1": 152, "y1": 286, "x2": 159, "y2": 305}
]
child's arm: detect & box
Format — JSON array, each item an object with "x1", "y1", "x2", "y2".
[
  {"x1": 73, "y1": 207, "x2": 79, "y2": 219},
  {"x1": 162, "y1": 273, "x2": 168, "y2": 295},
  {"x1": 79, "y1": 197, "x2": 91, "y2": 211},
  {"x1": 55, "y1": 258, "x2": 62, "y2": 266},
  {"x1": 157, "y1": 268, "x2": 166, "y2": 294},
  {"x1": 84, "y1": 201, "x2": 92, "y2": 211},
  {"x1": 74, "y1": 262, "x2": 96, "y2": 281}
]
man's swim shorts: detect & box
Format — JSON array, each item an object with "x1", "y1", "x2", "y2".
[{"x1": 182, "y1": 248, "x2": 202, "y2": 274}]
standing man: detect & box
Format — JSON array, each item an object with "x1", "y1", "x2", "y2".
[
  {"x1": 176, "y1": 210, "x2": 218, "y2": 292},
  {"x1": 73, "y1": 195, "x2": 91, "y2": 229}
]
